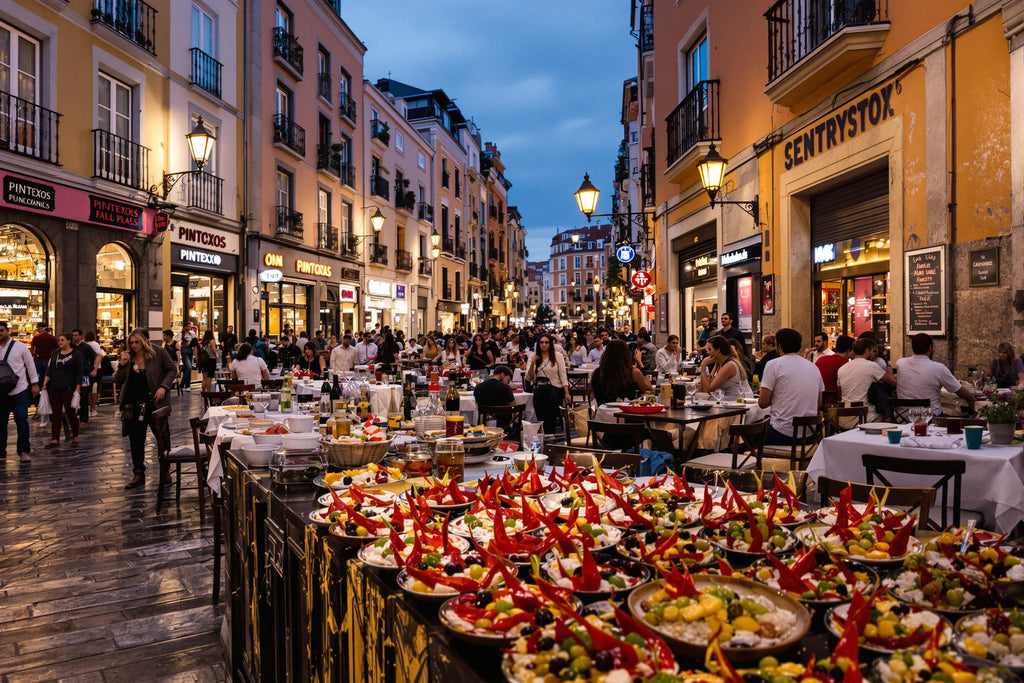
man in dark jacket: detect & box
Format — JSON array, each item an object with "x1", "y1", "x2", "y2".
[{"x1": 220, "y1": 326, "x2": 238, "y2": 369}]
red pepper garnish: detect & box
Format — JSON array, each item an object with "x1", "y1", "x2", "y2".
[
  {"x1": 580, "y1": 487, "x2": 601, "y2": 524},
  {"x1": 717, "y1": 558, "x2": 735, "y2": 576},
  {"x1": 704, "y1": 634, "x2": 743, "y2": 683},
  {"x1": 888, "y1": 515, "x2": 917, "y2": 556},
  {"x1": 614, "y1": 607, "x2": 677, "y2": 672},
  {"x1": 607, "y1": 489, "x2": 654, "y2": 529},
  {"x1": 577, "y1": 543, "x2": 603, "y2": 592},
  {"x1": 766, "y1": 552, "x2": 812, "y2": 594},
  {"x1": 660, "y1": 563, "x2": 699, "y2": 598},
  {"x1": 404, "y1": 564, "x2": 483, "y2": 592}
]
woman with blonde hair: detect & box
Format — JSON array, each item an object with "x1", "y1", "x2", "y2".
[
  {"x1": 987, "y1": 341, "x2": 1024, "y2": 388},
  {"x1": 698, "y1": 335, "x2": 747, "y2": 399},
  {"x1": 115, "y1": 329, "x2": 177, "y2": 490}
]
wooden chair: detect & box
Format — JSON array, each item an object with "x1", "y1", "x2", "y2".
[
  {"x1": 817, "y1": 475, "x2": 935, "y2": 531},
  {"x1": 763, "y1": 414, "x2": 824, "y2": 470},
  {"x1": 825, "y1": 405, "x2": 869, "y2": 436},
  {"x1": 683, "y1": 466, "x2": 809, "y2": 500},
  {"x1": 861, "y1": 453, "x2": 973, "y2": 530},
  {"x1": 156, "y1": 416, "x2": 212, "y2": 524},
  {"x1": 224, "y1": 382, "x2": 256, "y2": 395},
  {"x1": 479, "y1": 404, "x2": 526, "y2": 437},
  {"x1": 201, "y1": 390, "x2": 232, "y2": 409},
  {"x1": 930, "y1": 416, "x2": 987, "y2": 428},
  {"x1": 220, "y1": 396, "x2": 242, "y2": 406},
  {"x1": 587, "y1": 420, "x2": 649, "y2": 452},
  {"x1": 261, "y1": 378, "x2": 285, "y2": 391},
  {"x1": 888, "y1": 398, "x2": 930, "y2": 424},
  {"x1": 543, "y1": 444, "x2": 642, "y2": 476},
  {"x1": 562, "y1": 402, "x2": 590, "y2": 447},
  {"x1": 821, "y1": 390, "x2": 839, "y2": 407},
  {"x1": 687, "y1": 418, "x2": 770, "y2": 470}
]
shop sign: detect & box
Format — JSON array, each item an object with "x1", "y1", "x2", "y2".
[
  {"x1": 969, "y1": 247, "x2": 998, "y2": 287},
  {"x1": 393, "y1": 283, "x2": 406, "y2": 300},
  {"x1": 460, "y1": 303, "x2": 470, "y2": 314},
  {"x1": 4, "y1": 176, "x2": 54, "y2": 211},
  {"x1": 172, "y1": 223, "x2": 239, "y2": 254},
  {"x1": 260, "y1": 269, "x2": 284, "y2": 283},
  {"x1": 784, "y1": 83, "x2": 896, "y2": 170},
  {"x1": 616, "y1": 245, "x2": 635, "y2": 263},
  {"x1": 88, "y1": 195, "x2": 143, "y2": 230},
  {"x1": 340, "y1": 285, "x2": 357, "y2": 302},
  {"x1": 813, "y1": 243, "x2": 836, "y2": 264},
  {"x1": 905, "y1": 245, "x2": 947, "y2": 336},
  {"x1": 264, "y1": 253, "x2": 284, "y2": 267},
  {"x1": 154, "y1": 212, "x2": 169, "y2": 233},
  {"x1": 719, "y1": 244, "x2": 761, "y2": 267},
  {"x1": 178, "y1": 248, "x2": 222, "y2": 266},
  {"x1": 630, "y1": 270, "x2": 651, "y2": 289},
  {"x1": 367, "y1": 279, "x2": 391, "y2": 297},
  {"x1": 296, "y1": 259, "x2": 332, "y2": 277}
]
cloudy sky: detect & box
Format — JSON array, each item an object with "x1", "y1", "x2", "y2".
[{"x1": 342, "y1": 1, "x2": 637, "y2": 262}]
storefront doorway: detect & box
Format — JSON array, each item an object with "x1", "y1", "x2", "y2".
[
  {"x1": 171, "y1": 273, "x2": 227, "y2": 335},
  {"x1": 319, "y1": 287, "x2": 339, "y2": 338},
  {"x1": 0, "y1": 224, "x2": 48, "y2": 338},
  {"x1": 96, "y1": 243, "x2": 133, "y2": 342},
  {"x1": 816, "y1": 270, "x2": 890, "y2": 352},
  {"x1": 262, "y1": 282, "x2": 309, "y2": 339}
]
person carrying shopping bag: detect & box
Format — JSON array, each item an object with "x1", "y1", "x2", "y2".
[{"x1": 41, "y1": 333, "x2": 83, "y2": 448}]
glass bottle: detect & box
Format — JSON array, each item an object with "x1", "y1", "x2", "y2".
[
  {"x1": 387, "y1": 388, "x2": 401, "y2": 429},
  {"x1": 403, "y1": 379, "x2": 415, "y2": 421},
  {"x1": 356, "y1": 385, "x2": 371, "y2": 421},
  {"x1": 445, "y1": 372, "x2": 461, "y2": 414}
]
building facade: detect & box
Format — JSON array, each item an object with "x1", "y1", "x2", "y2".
[
  {"x1": 547, "y1": 224, "x2": 611, "y2": 326},
  {"x1": 637, "y1": 0, "x2": 1024, "y2": 371}
]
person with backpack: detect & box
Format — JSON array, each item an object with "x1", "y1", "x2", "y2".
[
  {"x1": 71, "y1": 329, "x2": 99, "y2": 429},
  {"x1": 198, "y1": 330, "x2": 218, "y2": 392},
  {"x1": 0, "y1": 321, "x2": 40, "y2": 463}
]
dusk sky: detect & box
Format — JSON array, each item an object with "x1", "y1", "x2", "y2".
[{"x1": 343, "y1": 1, "x2": 637, "y2": 263}]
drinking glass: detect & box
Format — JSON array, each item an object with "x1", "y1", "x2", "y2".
[
  {"x1": 434, "y1": 438, "x2": 465, "y2": 482},
  {"x1": 523, "y1": 433, "x2": 544, "y2": 457},
  {"x1": 971, "y1": 370, "x2": 986, "y2": 390},
  {"x1": 711, "y1": 389, "x2": 725, "y2": 405}
]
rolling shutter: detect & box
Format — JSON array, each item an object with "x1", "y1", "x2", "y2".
[{"x1": 810, "y1": 169, "x2": 888, "y2": 245}]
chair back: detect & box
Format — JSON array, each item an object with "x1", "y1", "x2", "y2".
[
  {"x1": 785, "y1": 414, "x2": 824, "y2": 470},
  {"x1": 224, "y1": 382, "x2": 256, "y2": 395},
  {"x1": 725, "y1": 417, "x2": 770, "y2": 469},
  {"x1": 861, "y1": 453, "x2": 966, "y2": 529},
  {"x1": 478, "y1": 404, "x2": 526, "y2": 435},
  {"x1": 188, "y1": 416, "x2": 214, "y2": 463},
  {"x1": 888, "y1": 398, "x2": 930, "y2": 424},
  {"x1": 262, "y1": 378, "x2": 285, "y2": 391},
  {"x1": 201, "y1": 391, "x2": 233, "y2": 409},
  {"x1": 543, "y1": 444, "x2": 642, "y2": 476},
  {"x1": 587, "y1": 420, "x2": 648, "y2": 452},
  {"x1": 821, "y1": 390, "x2": 839, "y2": 407},
  {"x1": 817, "y1": 474, "x2": 935, "y2": 531},
  {"x1": 825, "y1": 405, "x2": 869, "y2": 436}
]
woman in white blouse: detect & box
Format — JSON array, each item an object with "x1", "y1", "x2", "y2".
[
  {"x1": 230, "y1": 343, "x2": 269, "y2": 386},
  {"x1": 525, "y1": 333, "x2": 570, "y2": 435},
  {"x1": 655, "y1": 335, "x2": 683, "y2": 374},
  {"x1": 440, "y1": 337, "x2": 461, "y2": 367}
]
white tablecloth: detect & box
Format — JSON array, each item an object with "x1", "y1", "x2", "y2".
[{"x1": 806, "y1": 427, "x2": 1024, "y2": 533}]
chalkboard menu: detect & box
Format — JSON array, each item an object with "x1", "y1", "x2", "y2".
[
  {"x1": 905, "y1": 246, "x2": 946, "y2": 335},
  {"x1": 969, "y1": 247, "x2": 999, "y2": 287}
]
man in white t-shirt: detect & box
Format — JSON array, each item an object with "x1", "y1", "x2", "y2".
[
  {"x1": 803, "y1": 332, "x2": 834, "y2": 363},
  {"x1": 355, "y1": 333, "x2": 378, "y2": 364},
  {"x1": 895, "y1": 333, "x2": 976, "y2": 416},
  {"x1": 758, "y1": 328, "x2": 824, "y2": 444},
  {"x1": 329, "y1": 334, "x2": 360, "y2": 372},
  {"x1": 586, "y1": 335, "x2": 605, "y2": 363},
  {"x1": 837, "y1": 338, "x2": 896, "y2": 422}
]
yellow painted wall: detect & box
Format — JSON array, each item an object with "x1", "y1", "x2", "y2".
[{"x1": 898, "y1": 67, "x2": 928, "y2": 251}]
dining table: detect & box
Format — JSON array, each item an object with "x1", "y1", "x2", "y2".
[
  {"x1": 605, "y1": 404, "x2": 750, "y2": 461},
  {"x1": 806, "y1": 423, "x2": 1024, "y2": 533}
]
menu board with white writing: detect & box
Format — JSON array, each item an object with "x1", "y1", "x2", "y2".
[{"x1": 905, "y1": 246, "x2": 946, "y2": 335}]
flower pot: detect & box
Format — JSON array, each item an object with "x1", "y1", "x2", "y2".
[{"x1": 988, "y1": 421, "x2": 1015, "y2": 445}]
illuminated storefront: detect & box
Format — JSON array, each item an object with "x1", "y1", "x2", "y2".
[
  {"x1": 96, "y1": 243, "x2": 133, "y2": 342},
  {"x1": 256, "y1": 245, "x2": 342, "y2": 340},
  {"x1": 0, "y1": 224, "x2": 48, "y2": 336},
  {"x1": 169, "y1": 221, "x2": 238, "y2": 336}
]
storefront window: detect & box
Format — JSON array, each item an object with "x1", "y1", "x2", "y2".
[
  {"x1": 96, "y1": 243, "x2": 133, "y2": 341},
  {"x1": 0, "y1": 224, "x2": 48, "y2": 338},
  {"x1": 262, "y1": 282, "x2": 309, "y2": 339},
  {"x1": 171, "y1": 273, "x2": 226, "y2": 335},
  {"x1": 814, "y1": 232, "x2": 890, "y2": 355}
]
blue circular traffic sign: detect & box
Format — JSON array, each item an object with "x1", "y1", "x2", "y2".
[{"x1": 616, "y1": 245, "x2": 635, "y2": 263}]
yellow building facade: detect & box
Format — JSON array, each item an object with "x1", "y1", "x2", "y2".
[{"x1": 640, "y1": 0, "x2": 1023, "y2": 371}]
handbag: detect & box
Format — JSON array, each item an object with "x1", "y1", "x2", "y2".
[
  {"x1": 37, "y1": 390, "x2": 51, "y2": 416},
  {"x1": 0, "y1": 341, "x2": 19, "y2": 394}
]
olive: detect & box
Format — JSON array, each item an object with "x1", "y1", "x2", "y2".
[
  {"x1": 344, "y1": 521, "x2": 358, "y2": 535},
  {"x1": 364, "y1": 510, "x2": 376, "y2": 518},
  {"x1": 890, "y1": 603, "x2": 909, "y2": 616},
  {"x1": 342, "y1": 476, "x2": 353, "y2": 486},
  {"x1": 443, "y1": 562, "x2": 463, "y2": 576},
  {"x1": 352, "y1": 503, "x2": 362, "y2": 512},
  {"x1": 623, "y1": 536, "x2": 640, "y2": 550},
  {"x1": 642, "y1": 504, "x2": 655, "y2": 513},
  {"x1": 600, "y1": 568, "x2": 615, "y2": 579},
  {"x1": 561, "y1": 497, "x2": 572, "y2": 506},
  {"x1": 644, "y1": 531, "x2": 659, "y2": 544},
  {"x1": 417, "y1": 562, "x2": 430, "y2": 571},
  {"x1": 727, "y1": 602, "x2": 743, "y2": 620},
  {"x1": 573, "y1": 566, "x2": 584, "y2": 577},
  {"x1": 520, "y1": 624, "x2": 537, "y2": 636},
  {"x1": 593, "y1": 650, "x2": 615, "y2": 671},
  {"x1": 535, "y1": 608, "x2": 555, "y2": 626},
  {"x1": 464, "y1": 555, "x2": 483, "y2": 566},
  {"x1": 680, "y1": 529, "x2": 692, "y2": 540},
  {"x1": 536, "y1": 636, "x2": 556, "y2": 652},
  {"x1": 625, "y1": 561, "x2": 645, "y2": 578},
  {"x1": 835, "y1": 583, "x2": 848, "y2": 596}
]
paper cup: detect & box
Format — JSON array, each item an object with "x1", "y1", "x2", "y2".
[{"x1": 964, "y1": 425, "x2": 984, "y2": 450}]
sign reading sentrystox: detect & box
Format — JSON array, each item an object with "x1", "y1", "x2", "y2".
[{"x1": 784, "y1": 84, "x2": 896, "y2": 170}]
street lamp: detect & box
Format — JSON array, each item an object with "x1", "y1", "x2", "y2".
[
  {"x1": 370, "y1": 207, "x2": 385, "y2": 233},
  {"x1": 573, "y1": 173, "x2": 600, "y2": 219},
  {"x1": 695, "y1": 143, "x2": 760, "y2": 225},
  {"x1": 429, "y1": 228, "x2": 441, "y2": 259},
  {"x1": 148, "y1": 116, "x2": 217, "y2": 207},
  {"x1": 571, "y1": 232, "x2": 580, "y2": 244}
]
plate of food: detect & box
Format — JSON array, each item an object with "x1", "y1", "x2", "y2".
[
  {"x1": 315, "y1": 463, "x2": 405, "y2": 490},
  {"x1": 627, "y1": 573, "x2": 811, "y2": 663},
  {"x1": 871, "y1": 648, "x2": 1022, "y2": 682},
  {"x1": 825, "y1": 597, "x2": 952, "y2": 654},
  {"x1": 315, "y1": 485, "x2": 398, "y2": 509},
  {"x1": 955, "y1": 608, "x2": 1024, "y2": 672},
  {"x1": 309, "y1": 502, "x2": 392, "y2": 526},
  {"x1": 747, "y1": 553, "x2": 878, "y2": 605},
  {"x1": 540, "y1": 490, "x2": 616, "y2": 518},
  {"x1": 702, "y1": 516, "x2": 798, "y2": 557},
  {"x1": 887, "y1": 560, "x2": 1005, "y2": 615},
  {"x1": 619, "y1": 402, "x2": 667, "y2": 415},
  {"x1": 439, "y1": 581, "x2": 580, "y2": 646},
  {"x1": 395, "y1": 557, "x2": 503, "y2": 603},
  {"x1": 794, "y1": 521, "x2": 923, "y2": 564},
  {"x1": 618, "y1": 528, "x2": 719, "y2": 570},
  {"x1": 859, "y1": 422, "x2": 900, "y2": 434},
  {"x1": 356, "y1": 530, "x2": 471, "y2": 571},
  {"x1": 540, "y1": 549, "x2": 651, "y2": 600}
]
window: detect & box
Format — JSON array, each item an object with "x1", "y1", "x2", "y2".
[
  {"x1": 275, "y1": 83, "x2": 291, "y2": 117},
  {"x1": 337, "y1": 133, "x2": 351, "y2": 164},
  {"x1": 98, "y1": 72, "x2": 131, "y2": 140},
  {"x1": 317, "y1": 47, "x2": 330, "y2": 100},
  {"x1": 395, "y1": 132, "x2": 404, "y2": 153},
  {"x1": 441, "y1": 158, "x2": 449, "y2": 188},
  {"x1": 1, "y1": 22, "x2": 40, "y2": 150},
  {"x1": 417, "y1": 151, "x2": 425, "y2": 169},
  {"x1": 318, "y1": 189, "x2": 329, "y2": 224},
  {"x1": 339, "y1": 67, "x2": 352, "y2": 107},
  {"x1": 275, "y1": 168, "x2": 291, "y2": 209},
  {"x1": 441, "y1": 205, "x2": 449, "y2": 240},
  {"x1": 454, "y1": 166, "x2": 460, "y2": 197},
  {"x1": 559, "y1": 273, "x2": 566, "y2": 286},
  {"x1": 573, "y1": 256, "x2": 581, "y2": 269},
  {"x1": 559, "y1": 257, "x2": 566, "y2": 271},
  {"x1": 274, "y1": 3, "x2": 291, "y2": 31},
  {"x1": 454, "y1": 215, "x2": 461, "y2": 243},
  {"x1": 559, "y1": 290, "x2": 566, "y2": 303},
  {"x1": 191, "y1": 5, "x2": 215, "y2": 56},
  {"x1": 317, "y1": 113, "x2": 330, "y2": 148},
  {"x1": 341, "y1": 199, "x2": 352, "y2": 236},
  {"x1": 687, "y1": 33, "x2": 708, "y2": 90}
]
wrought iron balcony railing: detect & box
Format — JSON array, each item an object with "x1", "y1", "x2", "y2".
[
  {"x1": 418, "y1": 259, "x2": 433, "y2": 276},
  {"x1": 370, "y1": 118, "x2": 390, "y2": 145},
  {"x1": 369, "y1": 174, "x2": 389, "y2": 200},
  {"x1": 317, "y1": 222, "x2": 339, "y2": 252},
  {"x1": 316, "y1": 144, "x2": 341, "y2": 176},
  {"x1": 370, "y1": 242, "x2": 388, "y2": 265},
  {"x1": 91, "y1": 0, "x2": 157, "y2": 55},
  {"x1": 340, "y1": 232, "x2": 361, "y2": 260},
  {"x1": 272, "y1": 26, "x2": 304, "y2": 75},
  {"x1": 339, "y1": 162, "x2": 356, "y2": 188},
  {"x1": 395, "y1": 190, "x2": 416, "y2": 212},
  {"x1": 189, "y1": 47, "x2": 222, "y2": 98},
  {"x1": 442, "y1": 237, "x2": 454, "y2": 255},
  {"x1": 275, "y1": 205, "x2": 303, "y2": 238},
  {"x1": 395, "y1": 249, "x2": 414, "y2": 271},
  {"x1": 665, "y1": 80, "x2": 719, "y2": 167},
  {"x1": 182, "y1": 170, "x2": 223, "y2": 214},
  {"x1": 0, "y1": 90, "x2": 60, "y2": 165},
  {"x1": 273, "y1": 114, "x2": 305, "y2": 156},
  {"x1": 92, "y1": 129, "x2": 149, "y2": 189},
  {"x1": 454, "y1": 244, "x2": 466, "y2": 260},
  {"x1": 766, "y1": 0, "x2": 887, "y2": 81},
  {"x1": 469, "y1": 262, "x2": 479, "y2": 279},
  {"x1": 339, "y1": 94, "x2": 357, "y2": 123},
  {"x1": 639, "y1": 3, "x2": 654, "y2": 52},
  {"x1": 417, "y1": 202, "x2": 434, "y2": 222}
]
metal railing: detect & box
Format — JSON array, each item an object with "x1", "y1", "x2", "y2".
[
  {"x1": 273, "y1": 114, "x2": 305, "y2": 156},
  {"x1": 469, "y1": 262, "x2": 479, "y2": 279},
  {"x1": 442, "y1": 237, "x2": 455, "y2": 255},
  {"x1": 443, "y1": 285, "x2": 452, "y2": 300},
  {"x1": 339, "y1": 94, "x2": 357, "y2": 123},
  {"x1": 369, "y1": 174, "x2": 389, "y2": 200},
  {"x1": 370, "y1": 242, "x2": 388, "y2": 265},
  {"x1": 417, "y1": 202, "x2": 434, "y2": 222},
  {"x1": 339, "y1": 162, "x2": 356, "y2": 188},
  {"x1": 92, "y1": 129, "x2": 148, "y2": 189},
  {"x1": 488, "y1": 247, "x2": 499, "y2": 261},
  {"x1": 641, "y1": 158, "x2": 656, "y2": 208},
  {"x1": 395, "y1": 190, "x2": 416, "y2": 212},
  {"x1": 275, "y1": 205, "x2": 303, "y2": 238},
  {"x1": 340, "y1": 232, "x2": 361, "y2": 259},
  {"x1": 317, "y1": 222, "x2": 339, "y2": 252},
  {"x1": 639, "y1": 3, "x2": 654, "y2": 52},
  {"x1": 488, "y1": 205, "x2": 498, "y2": 220},
  {"x1": 766, "y1": 0, "x2": 887, "y2": 81},
  {"x1": 454, "y1": 244, "x2": 466, "y2": 260},
  {"x1": 419, "y1": 259, "x2": 433, "y2": 276},
  {"x1": 182, "y1": 170, "x2": 223, "y2": 214},
  {"x1": 395, "y1": 249, "x2": 414, "y2": 271},
  {"x1": 317, "y1": 72, "x2": 331, "y2": 101},
  {"x1": 0, "y1": 90, "x2": 60, "y2": 165},
  {"x1": 272, "y1": 26, "x2": 304, "y2": 75},
  {"x1": 91, "y1": 0, "x2": 157, "y2": 55},
  {"x1": 316, "y1": 144, "x2": 341, "y2": 175},
  {"x1": 665, "y1": 80, "x2": 719, "y2": 167},
  {"x1": 370, "y1": 118, "x2": 390, "y2": 145},
  {"x1": 189, "y1": 47, "x2": 222, "y2": 98}
]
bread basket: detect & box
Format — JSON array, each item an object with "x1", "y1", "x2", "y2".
[{"x1": 320, "y1": 436, "x2": 395, "y2": 468}]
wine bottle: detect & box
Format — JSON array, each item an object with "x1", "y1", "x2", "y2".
[
  {"x1": 356, "y1": 386, "x2": 371, "y2": 421},
  {"x1": 445, "y1": 372, "x2": 461, "y2": 414},
  {"x1": 330, "y1": 376, "x2": 343, "y2": 402},
  {"x1": 403, "y1": 379, "x2": 415, "y2": 421}
]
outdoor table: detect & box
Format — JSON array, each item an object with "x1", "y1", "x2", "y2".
[
  {"x1": 806, "y1": 425, "x2": 1024, "y2": 533},
  {"x1": 607, "y1": 404, "x2": 749, "y2": 461}
]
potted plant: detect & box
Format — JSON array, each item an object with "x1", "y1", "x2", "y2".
[{"x1": 979, "y1": 390, "x2": 1021, "y2": 444}]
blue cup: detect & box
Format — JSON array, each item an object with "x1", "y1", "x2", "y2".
[
  {"x1": 886, "y1": 429, "x2": 903, "y2": 445},
  {"x1": 964, "y1": 425, "x2": 984, "y2": 450}
]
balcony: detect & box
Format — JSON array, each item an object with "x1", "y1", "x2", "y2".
[
  {"x1": 340, "y1": 232, "x2": 361, "y2": 260},
  {"x1": 765, "y1": 0, "x2": 889, "y2": 107},
  {"x1": 641, "y1": 149, "x2": 656, "y2": 208},
  {"x1": 317, "y1": 72, "x2": 331, "y2": 101},
  {"x1": 441, "y1": 171, "x2": 450, "y2": 188},
  {"x1": 273, "y1": 114, "x2": 305, "y2": 156},
  {"x1": 317, "y1": 222, "x2": 339, "y2": 252},
  {"x1": 418, "y1": 259, "x2": 433, "y2": 276},
  {"x1": 369, "y1": 174, "x2": 389, "y2": 200},
  {"x1": 92, "y1": 129, "x2": 149, "y2": 190},
  {"x1": 0, "y1": 91, "x2": 61, "y2": 165},
  {"x1": 339, "y1": 94, "x2": 357, "y2": 124},
  {"x1": 395, "y1": 190, "x2": 416, "y2": 212},
  {"x1": 417, "y1": 202, "x2": 434, "y2": 223},
  {"x1": 275, "y1": 205, "x2": 303, "y2": 238},
  {"x1": 369, "y1": 242, "x2": 388, "y2": 266},
  {"x1": 488, "y1": 205, "x2": 498, "y2": 220},
  {"x1": 442, "y1": 237, "x2": 454, "y2": 255},
  {"x1": 395, "y1": 249, "x2": 414, "y2": 271},
  {"x1": 181, "y1": 171, "x2": 223, "y2": 214},
  {"x1": 488, "y1": 247, "x2": 499, "y2": 261},
  {"x1": 272, "y1": 26, "x2": 304, "y2": 77},
  {"x1": 639, "y1": 2, "x2": 653, "y2": 52},
  {"x1": 664, "y1": 80, "x2": 719, "y2": 182},
  {"x1": 370, "y1": 118, "x2": 390, "y2": 146},
  {"x1": 469, "y1": 262, "x2": 479, "y2": 279},
  {"x1": 339, "y1": 162, "x2": 356, "y2": 188},
  {"x1": 90, "y1": 0, "x2": 156, "y2": 55},
  {"x1": 454, "y1": 244, "x2": 466, "y2": 260},
  {"x1": 443, "y1": 285, "x2": 452, "y2": 300},
  {"x1": 316, "y1": 144, "x2": 341, "y2": 176},
  {"x1": 189, "y1": 48, "x2": 222, "y2": 98}
]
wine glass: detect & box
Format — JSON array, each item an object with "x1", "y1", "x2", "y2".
[
  {"x1": 971, "y1": 370, "x2": 985, "y2": 391},
  {"x1": 711, "y1": 389, "x2": 725, "y2": 405},
  {"x1": 523, "y1": 433, "x2": 544, "y2": 458}
]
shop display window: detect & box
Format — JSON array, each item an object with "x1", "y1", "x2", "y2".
[
  {"x1": 96, "y1": 243, "x2": 133, "y2": 341},
  {"x1": 0, "y1": 224, "x2": 48, "y2": 338}
]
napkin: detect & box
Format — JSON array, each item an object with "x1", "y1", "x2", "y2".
[{"x1": 900, "y1": 435, "x2": 964, "y2": 449}]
